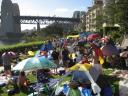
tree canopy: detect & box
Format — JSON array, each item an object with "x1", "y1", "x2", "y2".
[{"x1": 104, "y1": 0, "x2": 128, "y2": 34}]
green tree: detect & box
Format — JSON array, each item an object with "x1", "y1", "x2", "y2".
[
  {"x1": 104, "y1": 0, "x2": 128, "y2": 34},
  {"x1": 104, "y1": 0, "x2": 117, "y2": 25},
  {"x1": 41, "y1": 24, "x2": 63, "y2": 37},
  {"x1": 115, "y1": 0, "x2": 128, "y2": 34}
]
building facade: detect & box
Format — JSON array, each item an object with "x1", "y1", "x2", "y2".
[
  {"x1": 73, "y1": 11, "x2": 86, "y2": 32},
  {"x1": 86, "y1": 0, "x2": 103, "y2": 32},
  {"x1": 73, "y1": 11, "x2": 86, "y2": 19}
]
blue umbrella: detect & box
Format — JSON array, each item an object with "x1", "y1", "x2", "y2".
[{"x1": 79, "y1": 32, "x2": 92, "y2": 38}]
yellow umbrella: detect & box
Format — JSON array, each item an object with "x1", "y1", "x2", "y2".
[{"x1": 67, "y1": 35, "x2": 79, "y2": 39}]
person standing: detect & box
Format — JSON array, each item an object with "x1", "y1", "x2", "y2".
[
  {"x1": 62, "y1": 47, "x2": 70, "y2": 68},
  {"x1": 2, "y1": 51, "x2": 12, "y2": 77},
  {"x1": 51, "y1": 48, "x2": 60, "y2": 74}
]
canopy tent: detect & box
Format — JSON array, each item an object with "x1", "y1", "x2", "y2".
[{"x1": 55, "y1": 63, "x2": 101, "y2": 96}]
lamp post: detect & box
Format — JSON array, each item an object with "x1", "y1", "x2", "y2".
[{"x1": 102, "y1": 23, "x2": 107, "y2": 37}]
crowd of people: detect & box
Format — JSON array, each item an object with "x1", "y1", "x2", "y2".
[{"x1": 0, "y1": 34, "x2": 128, "y2": 96}]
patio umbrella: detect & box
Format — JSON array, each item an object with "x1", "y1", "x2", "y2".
[
  {"x1": 101, "y1": 45, "x2": 119, "y2": 56},
  {"x1": 13, "y1": 57, "x2": 57, "y2": 71},
  {"x1": 87, "y1": 34, "x2": 100, "y2": 41}
]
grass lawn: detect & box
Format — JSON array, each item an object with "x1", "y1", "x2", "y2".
[
  {"x1": 103, "y1": 68, "x2": 120, "y2": 96},
  {"x1": 0, "y1": 68, "x2": 120, "y2": 96},
  {"x1": 0, "y1": 73, "x2": 37, "y2": 96}
]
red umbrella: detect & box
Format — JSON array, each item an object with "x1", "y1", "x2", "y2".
[
  {"x1": 101, "y1": 45, "x2": 119, "y2": 56},
  {"x1": 87, "y1": 34, "x2": 100, "y2": 41}
]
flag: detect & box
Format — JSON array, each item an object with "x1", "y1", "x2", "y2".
[{"x1": 91, "y1": 43, "x2": 104, "y2": 64}]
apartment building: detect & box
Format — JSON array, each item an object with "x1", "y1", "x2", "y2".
[{"x1": 86, "y1": 0, "x2": 103, "y2": 32}]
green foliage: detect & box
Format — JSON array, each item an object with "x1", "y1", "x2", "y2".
[
  {"x1": 41, "y1": 24, "x2": 64, "y2": 37},
  {"x1": 22, "y1": 24, "x2": 64, "y2": 42},
  {"x1": 107, "y1": 31, "x2": 121, "y2": 42},
  {"x1": 104, "y1": 0, "x2": 128, "y2": 34},
  {"x1": 0, "y1": 41, "x2": 45, "y2": 54},
  {"x1": 104, "y1": 0, "x2": 117, "y2": 24}
]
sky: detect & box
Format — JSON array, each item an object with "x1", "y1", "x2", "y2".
[{"x1": 0, "y1": 0, "x2": 92, "y2": 30}]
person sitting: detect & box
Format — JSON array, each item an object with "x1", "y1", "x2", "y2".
[{"x1": 17, "y1": 71, "x2": 29, "y2": 91}]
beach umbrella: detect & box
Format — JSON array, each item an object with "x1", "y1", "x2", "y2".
[
  {"x1": 13, "y1": 57, "x2": 57, "y2": 71},
  {"x1": 79, "y1": 32, "x2": 91, "y2": 38},
  {"x1": 101, "y1": 45, "x2": 119, "y2": 56},
  {"x1": 87, "y1": 34, "x2": 100, "y2": 41}
]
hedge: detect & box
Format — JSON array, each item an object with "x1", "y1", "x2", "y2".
[
  {"x1": 0, "y1": 41, "x2": 46, "y2": 64},
  {"x1": 1, "y1": 41, "x2": 47, "y2": 51}
]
